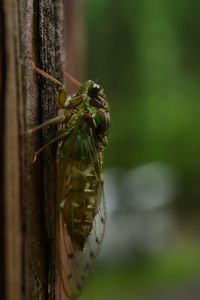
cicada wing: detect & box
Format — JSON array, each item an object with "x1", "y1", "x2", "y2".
[{"x1": 56, "y1": 127, "x2": 106, "y2": 300}]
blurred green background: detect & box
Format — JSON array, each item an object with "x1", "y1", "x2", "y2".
[{"x1": 80, "y1": 0, "x2": 200, "y2": 299}]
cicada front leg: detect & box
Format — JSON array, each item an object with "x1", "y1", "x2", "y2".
[
  {"x1": 32, "y1": 62, "x2": 68, "y2": 109},
  {"x1": 29, "y1": 63, "x2": 74, "y2": 161}
]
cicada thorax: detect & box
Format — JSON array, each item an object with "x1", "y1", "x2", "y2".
[{"x1": 83, "y1": 97, "x2": 110, "y2": 152}]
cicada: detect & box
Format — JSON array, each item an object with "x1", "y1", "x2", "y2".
[{"x1": 29, "y1": 63, "x2": 110, "y2": 299}]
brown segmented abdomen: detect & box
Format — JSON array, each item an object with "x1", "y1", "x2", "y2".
[{"x1": 61, "y1": 159, "x2": 101, "y2": 251}]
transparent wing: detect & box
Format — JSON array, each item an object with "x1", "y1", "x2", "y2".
[{"x1": 56, "y1": 125, "x2": 106, "y2": 300}]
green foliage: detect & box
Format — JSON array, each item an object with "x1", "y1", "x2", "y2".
[
  {"x1": 85, "y1": 0, "x2": 200, "y2": 215},
  {"x1": 80, "y1": 240, "x2": 200, "y2": 299}
]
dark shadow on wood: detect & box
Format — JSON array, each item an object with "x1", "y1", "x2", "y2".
[{"x1": 0, "y1": 1, "x2": 6, "y2": 299}]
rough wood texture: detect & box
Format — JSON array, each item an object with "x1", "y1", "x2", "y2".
[
  {"x1": 3, "y1": 1, "x2": 22, "y2": 300},
  {"x1": 2, "y1": 0, "x2": 64, "y2": 299},
  {"x1": 22, "y1": 1, "x2": 64, "y2": 300},
  {"x1": 0, "y1": 0, "x2": 6, "y2": 298}
]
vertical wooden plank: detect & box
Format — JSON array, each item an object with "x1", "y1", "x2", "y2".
[
  {"x1": 38, "y1": 1, "x2": 64, "y2": 299},
  {"x1": 3, "y1": 0, "x2": 22, "y2": 299},
  {"x1": 0, "y1": 0, "x2": 6, "y2": 299},
  {"x1": 2, "y1": 0, "x2": 64, "y2": 299},
  {"x1": 20, "y1": 0, "x2": 64, "y2": 299}
]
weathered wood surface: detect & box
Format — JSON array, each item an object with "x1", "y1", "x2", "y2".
[
  {"x1": 1, "y1": 0, "x2": 64, "y2": 299},
  {"x1": 2, "y1": 1, "x2": 22, "y2": 300}
]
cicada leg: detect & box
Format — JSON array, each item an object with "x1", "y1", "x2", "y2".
[
  {"x1": 32, "y1": 62, "x2": 84, "y2": 109},
  {"x1": 32, "y1": 128, "x2": 71, "y2": 163},
  {"x1": 27, "y1": 115, "x2": 69, "y2": 135},
  {"x1": 32, "y1": 62, "x2": 67, "y2": 108}
]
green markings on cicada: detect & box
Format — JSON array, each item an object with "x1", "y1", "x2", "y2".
[{"x1": 29, "y1": 64, "x2": 110, "y2": 299}]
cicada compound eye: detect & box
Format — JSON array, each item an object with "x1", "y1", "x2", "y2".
[{"x1": 88, "y1": 83, "x2": 101, "y2": 98}]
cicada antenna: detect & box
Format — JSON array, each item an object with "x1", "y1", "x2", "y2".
[
  {"x1": 63, "y1": 71, "x2": 81, "y2": 89},
  {"x1": 62, "y1": 60, "x2": 82, "y2": 88}
]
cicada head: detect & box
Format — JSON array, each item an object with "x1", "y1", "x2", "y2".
[
  {"x1": 79, "y1": 80, "x2": 108, "y2": 110},
  {"x1": 88, "y1": 82, "x2": 109, "y2": 110},
  {"x1": 80, "y1": 81, "x2": 110, "y2": 144}
]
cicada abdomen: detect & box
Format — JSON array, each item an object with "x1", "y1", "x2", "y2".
[
  {"x1": 58, "y1": 127, "x2": 103, "y2": 250},
  {"x1": 56, "y1": 81, "x2": 110, "y2": 299}
]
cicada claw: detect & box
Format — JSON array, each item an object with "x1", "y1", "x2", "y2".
[{"x1": 32, "y1": 152, "x2": 38, "y2": 164}]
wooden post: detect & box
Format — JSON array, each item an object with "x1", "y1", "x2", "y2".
[
  {"x1": 1, "y1": 0, "x2": 64, "y2": 299},
  {"x1": 2, "y1": 1, "x2": 22, "y2": 300}
]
